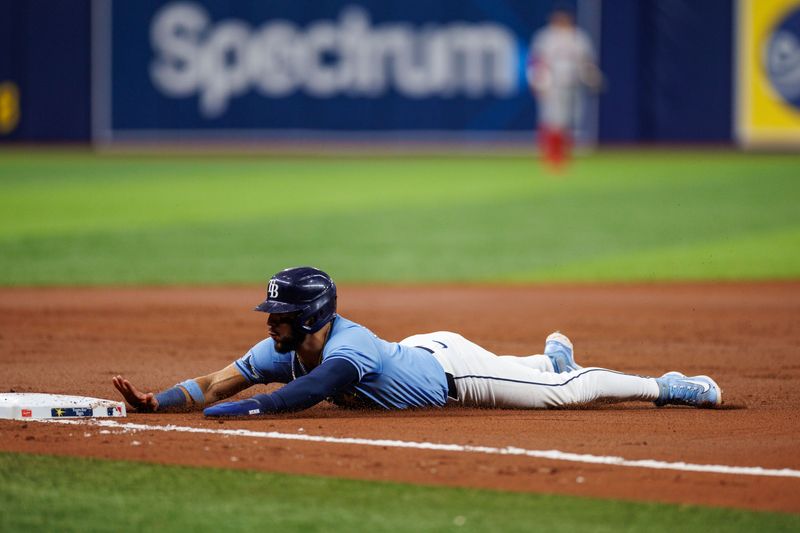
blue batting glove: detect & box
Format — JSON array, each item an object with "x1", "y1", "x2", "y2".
[{"x1": 204, "y1": 398, "x2": 263, "y2": 417}]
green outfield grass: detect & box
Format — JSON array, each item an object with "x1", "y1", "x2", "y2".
[
  {"x1": 0, "y1": 149, "x2": 798, "y2": 285},
  {"x1": 1, "y1": 452, "x2": 797, "y2": 532}
]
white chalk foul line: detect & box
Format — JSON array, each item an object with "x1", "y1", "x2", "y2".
[{"x1": 40, "y1": 418, "x2": 800, "y2": 479}]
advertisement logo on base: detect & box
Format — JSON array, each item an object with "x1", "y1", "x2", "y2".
[{"x1": 51, "y1": 407, "x2": 93, "y2": 417}]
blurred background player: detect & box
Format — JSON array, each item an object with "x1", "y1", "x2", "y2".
[{"x1": 527, "y1": 6, "x2": 603, "y2": 172}]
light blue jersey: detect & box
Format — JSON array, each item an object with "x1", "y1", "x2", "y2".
[{"x1": 234, "y1": 316, "x2": 448, "y2": 409}]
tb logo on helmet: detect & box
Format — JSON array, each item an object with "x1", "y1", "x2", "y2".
[{"x1": 267, "y1": 280, "x2": 279, "y2": 299}]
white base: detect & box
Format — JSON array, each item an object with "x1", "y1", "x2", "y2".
[{"x1": 0, "y1": 393, "x2": 126, "y2": 420}]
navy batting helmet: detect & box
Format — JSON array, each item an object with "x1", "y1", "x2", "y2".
[{"x1": 255, "y1": 267, "x2": 337, "y2": 334}]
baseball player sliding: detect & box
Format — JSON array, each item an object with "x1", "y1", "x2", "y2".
[{"x1": 113, "y1": 267, "x2": 722, "y2": 416}]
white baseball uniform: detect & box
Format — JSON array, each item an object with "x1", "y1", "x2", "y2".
[
  {"x1": 528, "y1": 25, "x2": 596, "y2": 129},
  {"x1": 401, "y1": 331, "x2": 659, "y2": 408}
]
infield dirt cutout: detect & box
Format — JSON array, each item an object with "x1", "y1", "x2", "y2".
[{"x1": 1, "y1": 283, "x2": 798, "y2": 513}]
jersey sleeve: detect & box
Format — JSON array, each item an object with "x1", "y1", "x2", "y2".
[
  {"x1": 204, "y1": 358, "x2": 360, "y2": 417},
  {"x1": 253, "y1": 357, "x2": 360, "y2": 413},
  {"x1": 321, "y1": 323, "x2": 383, "y2": 380},
  {"x1": 233, "y1": 338, "x2": 292, "y2": 384},
  {"x1": 324, "y1": 344, "x2": 382, "y2": 380}
]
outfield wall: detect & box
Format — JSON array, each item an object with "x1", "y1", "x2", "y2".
[
  {"x1": 93, "y1": 0, "x2": 574, "y2": 143},
  {"x1": 0, "y1": 0, "x2": 770, "y2": 145}
]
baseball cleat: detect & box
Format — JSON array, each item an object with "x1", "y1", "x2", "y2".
[
  {"x1": 544, "y1": 331, "x2": 582, "y2": 373},
  {"x1": 654, "y1": 371, "x2": 722, "y2": 408}
]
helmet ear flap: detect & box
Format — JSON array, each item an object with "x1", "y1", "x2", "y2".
[
  {"x1": 296, "y1": 288, "x2": 337, "y2": 334},
  {"x1": 303, "y1": 314, "x2": 318, "y2": 329}
]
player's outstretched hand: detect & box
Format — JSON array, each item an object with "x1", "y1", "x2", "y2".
[
  {"x1": 204, "y1": 398, "x2": 263, "y2": 417},
  {"x1": 112, "y1": 375, "x2": 159, "y2": 412}
]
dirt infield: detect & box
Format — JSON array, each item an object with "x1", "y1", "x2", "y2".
[{"x1": 1, "y1": 283, "x2": 798, "y2": 513}]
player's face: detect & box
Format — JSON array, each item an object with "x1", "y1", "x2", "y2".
[
  {"x1": 267, "y1": 312, "x2": 306, "y2": 353},
  {"x1": 551, "y1": 11, "x2": 573, "y2": 27}
]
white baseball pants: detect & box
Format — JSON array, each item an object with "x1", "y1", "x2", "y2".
[
  {"x1": 537, "y1": 86, "x2": 581, "y2": 129},
  {"x1": 400, "y1": 331, "x2": 659, "y2": 409}
]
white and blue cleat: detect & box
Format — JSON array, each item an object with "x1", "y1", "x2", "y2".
[
  {"x1": 654, "y1": 371, "x2": 722, "y2": 408},
  {"x1": 544, "y1": 332, "x2": 582, "y2": 373}
]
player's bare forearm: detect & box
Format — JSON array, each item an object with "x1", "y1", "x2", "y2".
[
  {"x1": 113, "y1": 364, "x2": 249, "y2": 412},
  {"x1": 193, "y1": 364, "x2": 251, "y2": 405}
]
